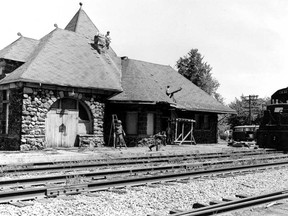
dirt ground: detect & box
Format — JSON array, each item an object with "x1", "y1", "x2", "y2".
[{"x1": 0, "y1": 140, "x2": 254, "y2": 165}]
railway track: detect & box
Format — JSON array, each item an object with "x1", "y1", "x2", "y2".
[
  {"x1": 1, "y1": 154, "x2": 288, "y2": 188},
  {"x1": 0, "y1": 149, "x2": 283, "y2": 174},
  {"x1": 170, "y1": 190, "x2": 288, "y2": 215},
  {"x1": 1, "y1": 158, "x2": 288, "y2": 204}
]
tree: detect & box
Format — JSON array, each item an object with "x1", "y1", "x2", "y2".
[
  {"x1": 227, "y1": 95, "x2": 270, "y2": 128},
  {"x1": 176, "y1": 49, "x2": 222, "y2": 103}
]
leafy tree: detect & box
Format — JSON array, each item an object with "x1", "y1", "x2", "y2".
[
  {"x1": 228, "y1": 95, "x2": 270, "y2": 128},
  {"x1": 176, "y1": 49, "x2": 222, "y2": 103}
]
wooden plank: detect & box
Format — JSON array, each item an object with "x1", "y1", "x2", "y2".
[
  {"x1": 45, "y1": 110, "x2": 62, "y2": 148},
  {"x1": 62, "y1": 110, "x2": 78, "y2": 147}
]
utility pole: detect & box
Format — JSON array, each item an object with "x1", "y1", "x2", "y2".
[{"x1": 244, "y1": 95, "x2": 258, "y2": 125}]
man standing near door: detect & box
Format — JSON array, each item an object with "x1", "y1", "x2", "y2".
[{"x1": 115, "y1": 120, "x2": 126, "y2": 148}]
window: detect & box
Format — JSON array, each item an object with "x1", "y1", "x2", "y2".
[
  {"x1": 1, "y1": 90, "x2": 9, "y2": 134},
  {"x1": 79, "y1": 102, "x2": 89, "y2": 121},
  {"x1": 50, "y1": 98, "x2": 77, "y2": 110},
  {"x1": 61, "y1": 98, "x2": 77, "y2": 110},
  {"x1": 203, "y1": 115, "x2": 210, "y2": 129},
  {"x1": 147, "y1": 113, "x2": 154, "y2": 135},
  {"x1": 0, "y1": 60, "x2": 5, "y2": 77},
  {"x1": 195, "y1": 114, "x2": 210, "y2": 130},
  {"x1": 126, "y1": 112, "x2": 138, "y2": 135},
  {"x1": 195, "y1": 114, "x2": 201, "y2": 129}
]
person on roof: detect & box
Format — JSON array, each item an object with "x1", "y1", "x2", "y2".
[
  {"x1": 105, "y1": 31, "x2": 111, "y2": 49},
  {"x1": 166, "y1": 86, "x2": 182, "y2": 102}
]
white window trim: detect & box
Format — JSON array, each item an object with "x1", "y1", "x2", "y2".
[{"x1": 3, "y1": 90, "x2": 9, "y2": 134}]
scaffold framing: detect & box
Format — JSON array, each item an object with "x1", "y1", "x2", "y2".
[{"x1": 174, "y1": 118, "x2": 196, "y2": 145}]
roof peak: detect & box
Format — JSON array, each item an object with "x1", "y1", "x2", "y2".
[{"x1": 65, "y1": 7, "x2": 99, "y2": 39}]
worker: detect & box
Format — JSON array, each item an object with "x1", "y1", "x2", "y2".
[
  {"x1": 166, "y1": 86, "x2": 182, "y2": 102},
  {"x1": 105, "y1": 31, "x2": 111, "y2": 49},
  {"x1": 115, "y1": 120, "x2": 126, "y2": 148},
  {"x1": 149, "y1": 132, "x2": 166, "y2": 151},
  {"x1": 166, "y1": 122, "x2": 172, "y2": 145}
]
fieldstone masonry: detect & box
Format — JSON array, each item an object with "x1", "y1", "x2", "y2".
[
  {"x1": 20, "y1": 87, "x2": 105, "y2": 150},
  {"x1": 82, "y1": 97, "x2": 105, "y2": 148}
]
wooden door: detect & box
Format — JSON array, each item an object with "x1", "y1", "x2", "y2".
[
  {"x1": 45, "y1": 109, "x2": 78, "y2": 148},
  {"x1": 61, "y1": 110, "x2": 78, "y2": 147},
  {"x1": 46, "y1": 110, "x2": 62, "y2": 148}
]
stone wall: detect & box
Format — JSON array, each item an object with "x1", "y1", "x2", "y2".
[
  {"x1": 21, "y1": 88, "x2": 53, "y2": 150},
  {"x1": 82, "y1": 97, "x2": 105, "y2": 147},
  {"x1": 20, "y1": 87, "x2": 105, "y2": 150}
]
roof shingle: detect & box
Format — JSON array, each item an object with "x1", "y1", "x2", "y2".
[
  {"x1": 111, "y1": 59, "x2": 235, "y2": 114},
  {"x1": 0, "y1": 28, "x2": 122, "y2": 93}
]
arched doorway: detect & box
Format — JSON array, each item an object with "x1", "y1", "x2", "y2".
[{"x1": 45, "y1": 98, "x2": 92, "y2": 148}]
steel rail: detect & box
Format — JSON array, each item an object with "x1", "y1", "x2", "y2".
[
  {"x1": 0, "y1": 159, "x2": 288, "y2": 203},
  {"x1": 0, "y1": 149, "x2": 277, "y2": 168},
  {"x1": 172, "y1": 190, "x2": 288, "y2": 215},
  {"x1": 1, "y1": 155, "x2": 288, "y2": 188},
  {"x1": 0, "y1": 150, "x2": 282, "y2": 173}
]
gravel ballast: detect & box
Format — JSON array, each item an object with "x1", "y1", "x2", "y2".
[{"x1": 0, "y1": 167, "x2": 288, "y2": 216}]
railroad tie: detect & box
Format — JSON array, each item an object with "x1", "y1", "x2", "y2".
[
  {"x1": 169, "y1": 209, "x2": 183, "y2": 214},
  {"x1": 209, "y1": 200, "x2": 223, "y2": 205},
  {"x1": 161, "y1": 182, "x2": 175, "y2": 186},
  {"x1": 176, "y1": 179, "x2": 189, "y2": 184},
  {"x1": 83, "y1": 192, "x2": 101, "y2": 197},
  {"x1": 235, "y1": 194, "x2": 249, "y2": 198},
  {"x1": 146, "y1": 183, "x2": 160, "y2": 188},
  {"x1": 9, "y1": 201, "x2": 34, "y2": 208},
  {"x1": 108, "y1": 188, "x2": 127, "y2": 194},
  {"x1": 222, "y1": 196, "x2": 241, "y2": 202},
  {"x1": 192, "y1": 202, "x2": 207, "y2": 208}
]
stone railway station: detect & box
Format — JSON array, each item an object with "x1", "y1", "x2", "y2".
[{"x1": 0, "y1": 4, "x2": 235, "y2": 151}]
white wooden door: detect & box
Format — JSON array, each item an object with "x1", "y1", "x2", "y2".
[
  {"x1": 61, "y1": 110, "x2": 78, "y2": 147},
  {"x1": 45, "y1": 109, "x2": 78, "y2": 148},
  {"x1": 46, "y1": 110, "x2": 62, "y2": 148}
]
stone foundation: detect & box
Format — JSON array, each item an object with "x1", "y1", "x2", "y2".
[{"x1": 78, "y1": 134, "x2": 103, "y2": 148}]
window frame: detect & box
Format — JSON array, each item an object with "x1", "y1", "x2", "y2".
[
  {"x1": 125, "y1": 111, "x2": 138, "y2": 135},
  {"x1": 1, "y1": 90, "x2": 9, "y2": 135}
]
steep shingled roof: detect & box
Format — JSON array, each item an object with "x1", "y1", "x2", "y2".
[
  {"x1": 65, "y1": 8, "x2": 99, "y2": 39},
  {"x1": 111, "y1": 59, "x2": 235, "y2": 114},
  {"x1": 0, "y1": 37, "x2": 39, "y2": 62},
  {"x1": 64, "y1": 8, "x2": 120, "y2": 67},
  {"x1": 0, "y1": 28, "x2": 122, "y2": 92}
]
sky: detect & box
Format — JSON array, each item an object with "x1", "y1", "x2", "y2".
[{"x1": 0, "y1": 0, "x2": 287, "y2": 104}]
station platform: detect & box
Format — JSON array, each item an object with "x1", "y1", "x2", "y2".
[{"x1": 0, "y1": 142, "x2": 248, "y2": 165}]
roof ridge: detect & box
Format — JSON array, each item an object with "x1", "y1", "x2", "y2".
[
  {"x1": 65, "y1": 8, "x2": 99, "y2": 35},
  {"x1": 125, "y1": 58, "x2": 172, "y2": 68},
  {"x1": 65, "y1": 8, "x2": 80, "y2": 32},
  {"x1": 21, "y1": 36, "x2": 38, "y2": 41}
]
